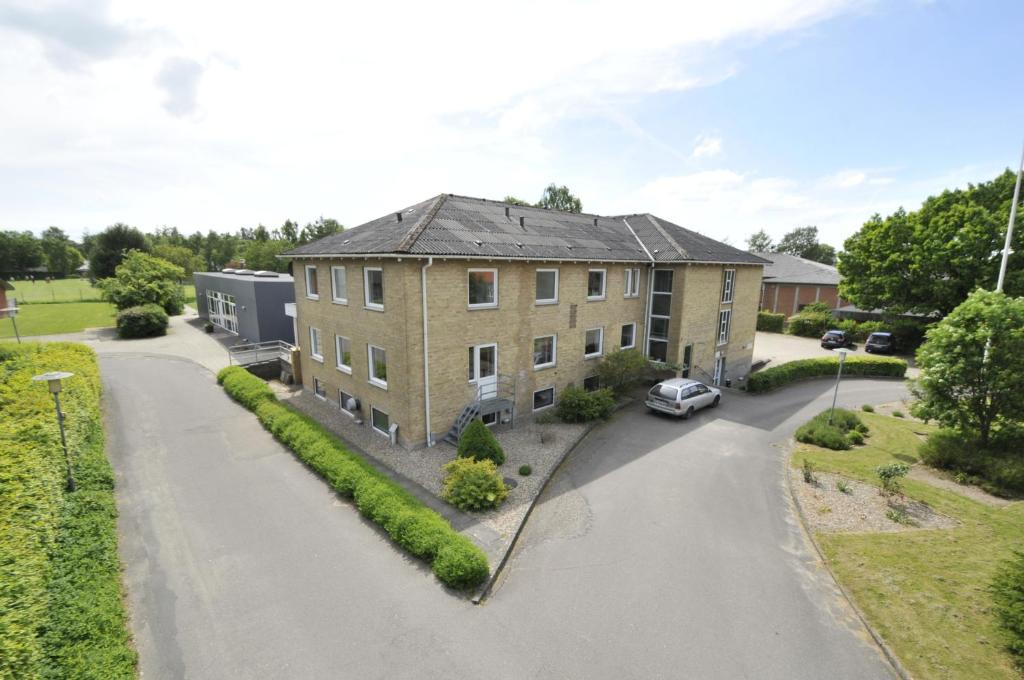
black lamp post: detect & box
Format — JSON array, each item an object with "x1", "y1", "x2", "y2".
[{"x1": 32, "y1": 371, "x2": 76, "y2": 491}]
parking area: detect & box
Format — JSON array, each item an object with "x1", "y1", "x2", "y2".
[{"x1": 754, "y1": 331, "x2": 918, "y2": 376}]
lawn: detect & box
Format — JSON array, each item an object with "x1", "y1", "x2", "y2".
[
  {"x1": 792, "y1": 412, "x2": 1024, "y2": 680},
  {"x1": 0, "y1": 302, "x2": 116, "y2": 338},
  {"x1": 9, "y1": 278, "x2": 196, "y2": 305}
]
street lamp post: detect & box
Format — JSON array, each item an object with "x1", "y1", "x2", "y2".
[
  {"x1": 32, "y1": 371, "x2": 76, "y2": 491},
  {"x1": 827, "y1": 347, "x2": 849, "y2": 426}
]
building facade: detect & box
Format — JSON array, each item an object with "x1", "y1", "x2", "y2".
[
  {"x1": 286, "y1": 194, "x2": 766, "y2": 448},
  {"x1": 754, "y1": 252, "x2": 844, "y2": 315},
  {"x1": 194, "y1": 270, "x2": 296, "y2": 343}
]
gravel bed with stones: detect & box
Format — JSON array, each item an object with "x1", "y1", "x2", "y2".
[{"x1": 792, "y1": 471, "x2": 959, "y2": 533}]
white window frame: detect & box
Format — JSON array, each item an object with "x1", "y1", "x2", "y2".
[
  {"x1": 305, "y1": 265, "x2": 319, "y2": 300},
  {"x1": 584, "y1": 327, "x2": 604, "y2": 359},
  {"x1": 363, "y1": 267, "x2": 384, "y2": 311},
  {"x1": 535, "y1": 268, "x2": 559, "y2": 305},
  {"x1": 330, "y1": 265, "x2": 348, "y2": 304},
  {"x1": 587, "y1": 268, "x2": 607, "y2": 301},
  {"x1": 625, "y1": 267, "x2": 641, "y2": 298},
  {"x1": 313, "y1": 377, "x2": 326, "y2": 400},
  {"x1": 335, "y1": 335, "x2": 352, "y2": 374},
  {"x1": 718, "y1": 309, "x2": 732, "y2": 345},
  {"x1": 532, "y1": 387, "x2": 555, "y2": 412},
  {"x1": 339, "y1": 389, "x2": 356, "y2": 416},
  {"x1": 620, "y1": 322, "x2": 636, "y2": 350},
  {"x1": 309, "y1": 326, "x2": 323, "y2": 362},
  {"x1": 722, "y1": 268, "x2": 735, "y2": 304},
  {"x1": 368, "y1": 344, "x2": 388, "y2": 389},
  {"x1": 533, "y1": 334, "x2": 557, "y2": 370},
  {"x1": 467, "y1": 268, "x2": 499, "y2": 309},
  {"x1": 370, "y1": 407, "x2": 390, "y2": 436}
]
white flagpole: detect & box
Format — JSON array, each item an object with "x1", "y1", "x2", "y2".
[{"x1": 996, "y1": 142, "x2": 1024, "y2": 293}]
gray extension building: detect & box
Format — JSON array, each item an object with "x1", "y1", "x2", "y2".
[{"x1": 194, "y1": 270, "x2": 296, "y2": 343}]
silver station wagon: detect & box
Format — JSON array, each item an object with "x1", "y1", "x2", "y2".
[{"x1": 645, "y1": 378, "x2": 721, "y2": 418}]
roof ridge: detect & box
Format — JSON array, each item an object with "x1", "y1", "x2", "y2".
[
  {"x1": 644, "y1": 214, "x2": 689, "y2": 259},
  {"x1": 396, "y1": 194, "x2": 448, "y2": 252}
]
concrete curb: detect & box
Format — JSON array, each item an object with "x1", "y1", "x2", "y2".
[{"x1": 784, "y1": 448, "x2": 914, "y2": 680}]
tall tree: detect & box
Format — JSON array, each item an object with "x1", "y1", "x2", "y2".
[
  {"x1": 840, "y1": 169, "x2": 1023, "y2": 316},
  {"x1": 299, "y1": 217, "x2": 343, "y2": 244},
  {"x1": 241, "y1": 239, "x2": 293, "y2": 272},
  {"x1": 503, "y1": 196, "x2": 532, "y2": 207},
  {"x1": 90, "y1": 224, "x2": 150, "y2": 279},
  {"x1": 775, "y1": 226, "x2": 836, "y2": 264},
  {"x1": 536, "y1": 184, "x2": 583, "y2": 213},
  {"x1": 0, "y1": 230, "x2": 44, "y2": 272},
  {"x1": 40, "y1": 227, "x2": 83, "y2": 275},
  {"x1": 746, "y1": 229, "x2": 773, "y2": 252},
  {"x1": 152, "y1": 244, "x2": 203, "y2": 276}
]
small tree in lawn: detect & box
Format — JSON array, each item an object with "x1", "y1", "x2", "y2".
[
  {"x1": 99, "y1": 249, "x2": 186, "y2": 315},
  {"x1": 912, "y1": 290, "x2": 1024, "y2": 448},
  {"x1": 596, "y1": 349, "x2": 648, "y2": 395},
  {"x1": 457, "y1": 418, "x2": 505, "y2": 465},
  {"x1": 875, "y1": 462, "x2": 909, "y2": 497}
]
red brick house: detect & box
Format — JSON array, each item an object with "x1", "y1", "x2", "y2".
[{"x1": 754, "y1": 253, "x2": 844, "y2": 315}]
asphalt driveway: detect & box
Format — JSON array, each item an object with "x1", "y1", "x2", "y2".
[
  {"x1": 754, "y1": 330, "x2": 919, "y2": 377},
  {"x1": 104, "y1": 352, "x2": 908, "y2": 679}
]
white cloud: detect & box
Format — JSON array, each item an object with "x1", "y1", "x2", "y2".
[{"x1": 691, "y1": 134, "x2": 723, "y2": 159}]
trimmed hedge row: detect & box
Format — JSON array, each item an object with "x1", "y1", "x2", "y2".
[
  {"x1": 746, "y1": 355, "x2": 907, "y2": 394},
  {"x1": 216, "y1": 366, "x2": 489, "y2": 590},
  {"x1": 115, "y1": 303, "x2": 168, "y2": 338},
  {"x1": 0, "y1": 342, "x2": 136, "y2": 679},
  {"x1": 756, "y1": 311, "x2": 786, "y2": 333}
]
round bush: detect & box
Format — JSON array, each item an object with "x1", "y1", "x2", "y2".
[
  {"x1": 556, "y1": 386, "x2": 616, "y2": 423},
  {"x1": 432, "y1": 540, "x2": 490, "y2": 590},
  {"x1": 441, "y1": 458, "x2": 508, "y2": 512},
  {"x1": 457, "y1": 419, "x2": 505, "y2": 465},
  {"x1": 519, "y1": 464, "x2": 532, "y2": 476},
  {"x1": 115, "y1": 303, "x2": 168, "y2": 338}
]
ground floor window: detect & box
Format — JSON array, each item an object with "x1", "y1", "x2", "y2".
[
  {"x1": 682, "y1": 343, "x2": 693, "y2": 378},
  {"x1": 583, "y1": 375, "x2": 600, "y2": 392},
  {"x1": 533, "y1": 387, "x2": 555, "y2": 411},
  {"x1": 339, "y1": 389, "x2": 357, "y2": 414},
  {"x1": 620, "y1": 323, "x2": 636, "y2": 350},
  {"x1": 648, "y1": 339, "x2": 668, "y2": 363},
  {"x1": 481, "y1": 412, "x2": 498, "y2": 426},
  {"x1": 206, "y1": 290, "x2": 238, "y2": 333},
  {"x1": 313, "y1": 377, "x2": 326, "y2": 399},
  {"x1": 371, "y1": 407, "x2": 390, "y2": 434}
]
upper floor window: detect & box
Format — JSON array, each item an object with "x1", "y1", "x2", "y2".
[
  {"x1": 718, "y1": 309, "x2": 732, "y2": 345},
  {"x1": 335, "y1": 335, "x2": 352, "y2": 373},
  {"x1": 536, "y1": 269, "x2": 559, "y2": 305},
  {"x1": 584, "y1": 327, "x2": 604, "y2": 358},
  {"x1": 309, "y1": 326, "x2": 323, "y2": 361},
  {"x1": 625, "y1": 268, "x2": 641, "y2": 298},
  {"x1": 722, "y1": 269, "x2": 735, "y2": 304},
  {"x1": 533, "y1": 335, "x2": 556, "y2": 369},
  {"x1": 364, "y1": 267, "x2": 384, "y2": 310},
  {"x1": 368, "y1": 345, "x2": 388, "y2": 388},
  {"x1": 331, "y1": 266, "x2": 348, "y2": 304},
  {"x1": 305, "y1": 265, "x2": 319, "y2": 299},
  {"x1": 468, "y1": 269, "x2": 498, "y2": 308},
  {"x1": 587, "y1": 269, "x2": 606, "y2": 300}
]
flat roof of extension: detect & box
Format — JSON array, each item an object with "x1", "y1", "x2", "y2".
[{"x1": 195, "y1": 271, "x2": 294, "y2": 283}]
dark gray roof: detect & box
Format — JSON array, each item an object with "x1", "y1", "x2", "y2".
[
  {"x1": 195, "y1": 271, "x2": 294, "y2": 283},
  {"x1": 285, "y1": 194, "x2": 768, "y2": 265},
  {"x1": 753, "y1": 252, "x2": 840, "y2": 285}
]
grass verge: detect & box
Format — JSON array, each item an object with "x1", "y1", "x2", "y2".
[
  {"x1": 792, "y1": 412, "x2": 1024, "y2": 679},
  {"x1": 216, "y1": 366, "x2": 489, "y2": 590},
  {"x1": 0, "y1": 341, "x2": 136, "y2": 679},
  {"x1": 0, "y1": 301, "x2": 116, "y2": 338}
]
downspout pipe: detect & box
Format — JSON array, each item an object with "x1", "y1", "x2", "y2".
[{"x1": 421, "y1": 257, "x2": 435, "y2": 446}]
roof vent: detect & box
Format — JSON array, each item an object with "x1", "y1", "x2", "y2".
[
  {"x1": 254, "y1": 270, "x2": 279, "y2": 277},
  {"x1": 396, "y1": 212, "x2": 403, "y2": 222},
  {"x1": 343, "y1": 239, "x2": 351, "y2": 245},
  {"x1": 593, "y1": 217, "x2": 598, "y2": 226},
  {"x1": 474, "y1": 239, "x2": 483, "y2": 247},
  {"x1": 515, "y1": 242, "x2": 524, "y2": 248},
  {"x1": 235, "y1": 269, "x2": 255, "y2": 275},
  {"x1": 504, "y1": 206, "x2": 510, "y2": 218},
  {"x1": 566, "y1": 245, "x2": 573, "y2": 250},
  {"x1": 221, "y1": 268, "x2": 237, "y2": 273}
]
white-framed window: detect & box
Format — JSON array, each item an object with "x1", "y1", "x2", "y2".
[
  {"x1": 331, "y1": 266, "x2": 348, "y2": 304},
  {"x1": 535, "y1": 268, "x2": 559, "y2": 305},
  {"x1": 587, "y1": 269, "x2": 607, "y2": 300},
  {"x1": 718, "y1": 309, "x2": 732, "y2": 345},
  {"x1": 583, "y1": 375, "x2": 601, "y2": 392},
  {"x1": 313, "y1": 377, "x2": 326, "y2": 400},
  {"x1": 533, "y1": 387, "x2": 555, "y2": 411},
  {"x1": 368, "y1": 345, "x2": 388, "y2": 388},
  {"x1": 722, "y1": 269, "x2": 735, "y2": 304},
  {"x1": 335, "y1": 335, "x2": 352, "y2": 373},
  {"x1": 468, "y1": 268, "x2": 498, "y2": 308},
  {"x1": 533, "y1": 335, "x2": 556, "y2": 369},
  {"x1": 339, "y1": 389, "x2": 357, "y2": 415},
  {"x1": 584, "y1": 327, "x2": 604, "y2": 358},
  {"x1": 620, "y1": 323, "x2": 636, "y2": 349},
  {"x1": 309, "y1": 326, "x2": 323, "y2": 361},
  {"x1": 364, "y1": 267, "x2": 384, "y2": 310},
  {"x1": 305, "y1": 265, "x2": 319, "y2": 299},
  {"x1": 371, "y1": 407, "x2": 390, "y2": 435},
  {"x1": 624, "y1": 268, "x2": 641, "y2": 297}
]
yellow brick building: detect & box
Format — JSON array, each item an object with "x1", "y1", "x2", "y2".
[{"x1": 284, "y1": 194, "x2": 767, "y2": 448}]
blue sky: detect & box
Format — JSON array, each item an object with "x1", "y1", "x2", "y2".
[{"x1": 0, "y1": 0, "x2": 1021, "y2": 249}]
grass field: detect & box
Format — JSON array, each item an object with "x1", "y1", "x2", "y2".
[
  {"x1": 0, "y1": 302, "x2": 116, "y2": 338},
  {"x1": 9, "y1": 278, "x2": 196, "y2": 304},
  {"x1": 792, "y1": 412, "x2": 1024, "y2": 680}
]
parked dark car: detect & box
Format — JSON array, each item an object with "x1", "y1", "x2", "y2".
[
  {"x1": 820, "y1": 329, "x2": 853, "y2": 349},
  {"x1": 865, "y1": 331, "x2": 896, "y2": 354}
]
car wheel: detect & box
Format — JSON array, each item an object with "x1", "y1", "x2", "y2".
[
  {"x1": 712, "y1": 395, "x2": 720, "y2": 408},
  {"x1": 684, "y1": 406, "x2": 694, "y2": 419}
]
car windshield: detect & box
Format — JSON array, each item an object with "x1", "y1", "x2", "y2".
[
  {"x1": 651, "y1": 385, "x2": 679, "y2": 400},
  {"x1": 869, "y1": 334, "x2": 891, "y2": 343},
  {"x1": 824, "y1": 332, "x2": 843, "y2": 339}
]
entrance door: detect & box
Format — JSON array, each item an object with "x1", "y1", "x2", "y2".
[
  {"x1": 469, "y1": 343, "x2": 498, "y2": 424},
  {"x1": 713, "y1": 353, "x2": 726, "y2": 386}
]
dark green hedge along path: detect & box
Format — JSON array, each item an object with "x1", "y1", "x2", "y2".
[
  {"x1": 746, "y1": 355, "x2": 907, "y2": 394},
  {"x1": 0, "y1": 342, "x2": 136, "y2": 679},
  {"x1": 216, "y1": 367, "x2": 490, "y2": 590}
]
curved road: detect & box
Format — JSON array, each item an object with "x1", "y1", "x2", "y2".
[{"x1": 103, "y1": 353, "x2": 907, "y2": 679}]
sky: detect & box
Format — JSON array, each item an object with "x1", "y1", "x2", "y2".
[{"x1": 1, "y1": 0, "x2": 1022, "y2": 249}]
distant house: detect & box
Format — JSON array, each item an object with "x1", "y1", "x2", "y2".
[
  {"x1": 754, "y1": 252, "x2": 844, "y2": 315},
  {"x1": 76, "y1": 261, "x2": 90, "y2": 278},
  {"x1": 194, "y1": 270, "x2": 296, "y2": 343}
]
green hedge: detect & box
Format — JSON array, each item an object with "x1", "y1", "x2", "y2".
[
  {"x1": 556, "y1": 386, "x2": 616, "y2": 422},
  {"x1": 217, "y1": 367, "x2": 489, "y2": 590},
  {"x1": 786, "y1": 311, "x2": 833, "y2": 338},
  {"x1": 115, "y1": 303, "x2": 168, "y2": 338},
  {"x1": 795, "y1": 408, "x2": 869, "y2": 450},
  {"x1": 746, "y1": 356, "x2": 907, "y2": 394},
  {"x1": 991, "y1": 550, "x2": 1024, "y2": 666},
  {"x1": 757, "y1": 311, "x2": 785, "y2": 333},
  {"x1": 0, "y1": 342, "x2": 136, "y2": 679}
]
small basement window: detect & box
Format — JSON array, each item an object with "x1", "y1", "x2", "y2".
[
  {"x1": 339, "y1": 389, "x2": 357, "y2": 414},
  {"x1": 583, "y1": 375, "x2": 600, "y2": 392},
  {"x1": 371, "y1": 407, "x2": 390, "y2": 435},
  {"x1": 313, "y1": 377, "x2": 326, "y2": 400},
  {"x1": 533, "y1": 387, "x2": 555, "y2": 411}
]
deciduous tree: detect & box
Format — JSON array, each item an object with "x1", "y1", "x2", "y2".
[
  {"x1": 775, "y1": 226, "x2": 836, "y2": 264},
  {"x1": 98, "y1": 250, "x2": 186, "y2": 315},
  {"x1": 90, "y1": 224, "x2": 149, "y2": 279},
  {"x1": 746, "y1": 229, "x2": 773, "y2": 252},
  {"x1": 536, "y1": 184, "x2": 583, "y2": 213}
]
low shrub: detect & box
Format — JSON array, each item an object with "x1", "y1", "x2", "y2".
[
  {"x1": 795, "y1": 408, "x2": 868, "y2": 450},
  {"x1": 861, "y1": 404, "x2": 875, "y2": 413},
  {"x1": 457, "y1": 418, "x2": 505, "y2": 465},
  {"x1": 441, "y1": 458, "x2": 508, "y2": 512},
  {"x1": 836, "y1": 479, "x2": 851, "y2": 494},
  {"x1": 519, "y1": 464, "x2": 532, "y2": 476},
  {"x1": 595, "y1": 349, "x2": 649, "y2": 395},
  {"x1": 802, "y1": 458, "x2": 816, "y2": 484},
  {"x1": 876, "y1": 462, "x2": 910, "y2": 496},
  {"x1": 556, "y1": 386, "x2": 616, "y2": 423},
  {"x1": 885, "y1": 506, "x2": 913, "y2": 525},
  {"x1": 919, "y1": 429, "x2": 1024, "y2": 497},
  {"x1": 115, "y1": 303, "x2": 168, "y2": 338},
  {"x1": 892, "y1": 410, "x2": 905, "y2": 418},
  {"x1": 756, "y1": 311, "x2": 786, "y2": 333},
  {"x1": 847, "y1": 429, "x2": 865, "y2": 446},
  {"x1": 216, "y1": 366, "x2": 489, "y2": 589},
  {"x1": 746, "y1": 356, "x2": 907, "y2": 394},
  {"x1": 786, "y1": 311, "x2": 833, "y2": 338},
  {"x1": 991, "y1": 550, "x2": 1024, "y2": 666}
]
